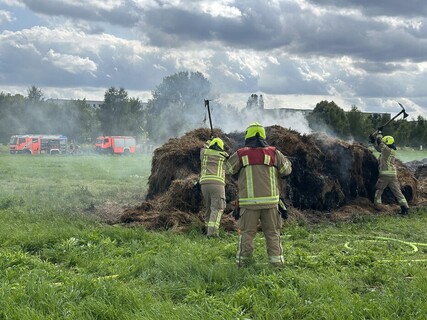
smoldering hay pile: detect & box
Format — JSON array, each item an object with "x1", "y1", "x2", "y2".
[{"x1": 120, "y1": 125, "x2": 421, "y2": 231}]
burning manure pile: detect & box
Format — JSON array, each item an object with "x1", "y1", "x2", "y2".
[{"x1": 120, "y1": 126, "x2": 419, "y2": 230}]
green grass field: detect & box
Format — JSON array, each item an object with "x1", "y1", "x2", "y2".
[
  {"x1": 1, "y1": 152, "x2": 427, "y2": 319},
  {"x1": 369, "y1": 147, "x2": 427, "y2": 163},
  {"x1": 396, "y1": 148, "x2": 427, "y2": 162}
]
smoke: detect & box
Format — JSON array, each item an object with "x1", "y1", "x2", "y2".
[
  {"x1": 146, "y1": 93, "x2": 314, "y2": 144},
  {"x1": 208, "y1": 93, "x2": 312, "y2": 135},
  {"x1": 215, "y1": 106, "x2": 312, "y2": 135},
  {"x1": 0, "y1": 93, "x2": 97, "y2": 146}
]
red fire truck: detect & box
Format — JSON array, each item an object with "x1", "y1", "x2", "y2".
[
  {"x1": 94, "y1": 136, "x2": 136, "y2": 155},
  {"x1": 9, "y1": 134, "x2": 68, "y2": 155}
]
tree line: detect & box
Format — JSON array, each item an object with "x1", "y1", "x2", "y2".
[
  {"x1": 307, "y1": 100, "x2": 427, "y2": 148},
  {"x1": 0, "y1": 71, "x2": 218, "y2": 145},
  {"x1": 1, "y1": 72, "x2": 426, "y2": 147}
]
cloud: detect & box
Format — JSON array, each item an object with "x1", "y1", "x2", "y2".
[
  {"x1": 0, "y1": 0, "x2": 426, "y2": 119},
  {"x1": 304, "y1": 0, "x2": 427, "y2": 17},
  {"x1": 0, "y1": 0, "x2": 24, "y2": 6},
  {"x1": 19, "y1": 0, "x2": 140, "y2": 27},
  {"x1": 0, "y1": 26, "x2": 162, "y2": 87},
  {"x1": 6, "y1": 0, "x2": 427, "y2": 63},
  {"x1": 43, "y1": 49, "x2": 97, "y2": 74},
  {"x1": 138, "y1": 1, "x2": 293, "y2": 49},
  {"x1": 0, "y1": 9, "x2": 14, "y2": 24}
]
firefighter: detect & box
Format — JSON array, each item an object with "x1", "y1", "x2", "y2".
[
  {"x1": 369, "y1": 131, "x2": 409, "y2": 215},
  {"x1": 199, "y1": 137, "x2": 229, "y2": 237},
  {"x1": 226, "y1": 123, "x2": 292, "y2": 268}
]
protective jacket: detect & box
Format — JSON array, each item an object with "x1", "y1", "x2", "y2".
[
  {"x1": 373, "y1": 134, "x2": 397, "y2": 176},
  {"x1": 372, "y1": 133, "x2": 408, "y2": 211},
  {"x1": 199, "y1": 148, "x2": 229, "y2": 185},
  {"x1": 227, "y1": 146, "x2": 292, "y2": 208}
]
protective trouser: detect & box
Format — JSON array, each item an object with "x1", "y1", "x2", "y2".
[
  {"x1": 374, "y1": 175, "x2": 409, "y2": 208},
  {"x1": 236, "y1": 207, "x2": 284, "y2": 267},
  {"x1": 201, "y1": 184, "x2": 225, "y2": 236}
]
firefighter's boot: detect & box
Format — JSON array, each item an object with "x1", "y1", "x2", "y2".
[{"x1": 399, "y1": 206, "x2": 409, "y2": 216}]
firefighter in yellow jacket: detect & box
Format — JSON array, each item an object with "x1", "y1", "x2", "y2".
[
  {"x1": 370, "y1": 132, "x2": 409, "y2": 215},
  {"x1": 227, "y1": 123, "x2": 292, "y2": 267},
  {"x1": 200, "y1": 137, "x2": 229, "y2": 236}
]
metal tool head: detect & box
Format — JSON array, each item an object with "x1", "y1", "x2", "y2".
[{"x1": 397, "y1": 102, "x2": 409, "y2": 118}]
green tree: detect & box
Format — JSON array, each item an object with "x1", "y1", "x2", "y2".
[
  {"x1": 24, "y1": 86, "x2": 49, "y2": 133},
  {"x1": 97, "y1": 87, "x2": 128, "y2": 135},
  {"x1": 50, "y1": 99, "x2": 99, "y2": 143},
  {"x1": 116, "y1": 97, "x2": 146, "y2": 137},
  {"x1": 27, "y1": 85, "x2": 44, "y2": 103},
  {"x1": 145, "y1": 71, "x2": 214, "y2": 143},
  {"x1": 96, "y1": 87, "x2": 144, "y2": 137},
  {"x1": 367, "y1": 113, "x2": 391, "y2": 133},
  {"x1": 347, "y1": 105, "x2": 372, "y2": 142},
  {"x1": 408, "y1": 116, "x2": 426, "y2": 148},
  {"x1": 307, "y1": 100, "x2": 350, "y2": 139},
  {"x1": 75, "y1": 99, "x2": 100, "y2": 143},
  {"x1": 393, "y1": 118, "x2": 411, "y2": 147},
  {"x1": 0, "y1": 92, "x2": 26, "y2": 143}
]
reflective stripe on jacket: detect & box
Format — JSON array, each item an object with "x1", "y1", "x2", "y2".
[
  {"x1": 199, "y1": 148, "x2": 228, "y2": 185},
  {"x1": 227, "y1": 147, "x2": 292, "y2": 208}
]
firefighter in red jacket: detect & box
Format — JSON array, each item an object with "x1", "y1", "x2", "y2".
[
  {"x1": 369, "y1": 132, "x2": 409, "y2": 215},
  {"x1": 227, "y1": 123, "x2": 292, "y2": 267},
  {"x1": 200, "y1": 137, "x2": 229, "y2": 237}
]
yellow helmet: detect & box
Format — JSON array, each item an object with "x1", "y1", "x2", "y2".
[
  {"x1": 382, "y1": 136, "x2": 394, "y2": 145},
  {"x1": 245, "y1": 122, "x2": 266, "y2": 140},
  {"x1": 208, "y1": 137, "x2": 224, "y2": 150}
]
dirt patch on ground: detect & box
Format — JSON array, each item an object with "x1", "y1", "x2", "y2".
[{"x1": 114, "y1": 126, "x2": 424, "y2": 232}]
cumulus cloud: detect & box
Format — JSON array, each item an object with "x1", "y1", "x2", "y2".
[
  {"x1": 43, "y1": 49, "x2": 97, "y2": 74},
  {"x1": 0, "y1": 9, "x2": 14, "y2": 24},
  {"x1": 0, "y1": 0, "x2": 426, "y2": 117}
]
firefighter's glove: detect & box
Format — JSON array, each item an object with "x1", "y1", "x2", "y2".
[{"x1": 278, "y1": 199, "x2": 288, "y2": 220}]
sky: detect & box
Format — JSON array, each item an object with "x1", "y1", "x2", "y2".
[{"x1": 1, "y1": 0, "x2": 427, "y2": 120}]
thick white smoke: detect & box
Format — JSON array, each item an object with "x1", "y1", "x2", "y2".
[
  {"x1": 210, "y1": 93, "x2": 312, "y2": 134},
  {"x1": 216, "y1": 107, "x2": 312, "y2": 134}
]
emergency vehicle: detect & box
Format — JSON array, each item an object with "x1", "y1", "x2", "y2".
[
  {"x1": 94, "y1": 136, "x2": 136, "y2": 155},
  {"x1": 9, "y1": 134, "x2": 68, "y2": 155}
]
